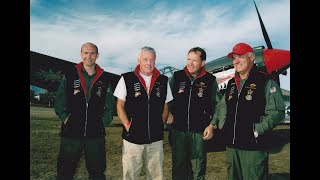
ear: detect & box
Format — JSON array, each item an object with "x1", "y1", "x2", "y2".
[
  {"x1": 201, "y1": 60, "x2": 206, "y2": 67},
  {"x1": 137, "y1": 52, "x2": 141, "y2": 63},
  {"x1": 250, "y1": 53, "x2": 255, "y2": 62}
]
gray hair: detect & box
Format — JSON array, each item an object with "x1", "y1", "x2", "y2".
[
  {"x1": 140, "y1": 46, "x2": 156, "y2": 57},
  {"x1": 247, "y1": 52, "x2": 254, "y2": 57}
]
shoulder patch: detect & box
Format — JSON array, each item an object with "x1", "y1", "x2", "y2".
[{"x1": 270, "y1": 87, "x2": 276, "y2": 93}]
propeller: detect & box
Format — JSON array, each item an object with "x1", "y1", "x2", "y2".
[
  {"x1": 253, "y1": 0, "x2": 273, "y2": 49},
  {"x1": 253, "y1": 0, "x2": 287, "y2": 86}
]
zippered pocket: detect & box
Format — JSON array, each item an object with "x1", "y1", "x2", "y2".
[
  {"x1": 128, "y1": 118, "x2": 133, "y2": 132},
  {"x1": 253, "y1": 123, "x2": 257, "y2": 143}
]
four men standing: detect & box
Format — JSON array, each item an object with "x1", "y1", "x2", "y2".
[{"x1": 54, "y1": 42, "x2": 286, "y2": 179}]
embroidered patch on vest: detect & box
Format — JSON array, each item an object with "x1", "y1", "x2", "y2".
[
  {"x1": 74, "y1": 79, "x2": 80, "y2": 88},
  {"x1": 228, "y1": 86, "x2": 235, "y2": 100},
  {"x1": 156, "y1": 87, "x2": 161, "y2": 97},
  {"x1": 74, "y1": 89, "x2": 80, "y2": 95},
  {"x1": 96, "y1": 87, "x2": 102, "y2": 97},
  {"x1": 134, "y1": 82, "x2": 141, "y2": 97},
  {"x1": 196, "y1": 82, "x2": 207, "y2": 97},
  {"x1": 178, "y1": 82, "x2": 186, "y2": 93},
  {"x1": 245, "y1": 83, "x2": 256, "y2": 89}
]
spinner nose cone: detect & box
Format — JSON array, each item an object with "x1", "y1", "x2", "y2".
[{"x1": 263, "y1": 49, "x2": 290, "y2": 74}]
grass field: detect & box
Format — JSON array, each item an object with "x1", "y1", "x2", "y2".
[{"x1": 30, "y1": 106, "x2": 290, "y2": 180}]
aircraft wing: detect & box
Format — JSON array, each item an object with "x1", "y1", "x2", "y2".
[{"x1": 30, "y1": 51, "x2": 121, "y2": 92}]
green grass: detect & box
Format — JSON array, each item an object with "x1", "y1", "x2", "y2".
[{"x1": 30, "y1": 106, "x2": 290, "y2": 180}]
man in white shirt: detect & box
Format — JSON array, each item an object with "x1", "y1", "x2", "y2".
[{"x1": 113, "y1": 46, "x2": 173, "y2": 180}]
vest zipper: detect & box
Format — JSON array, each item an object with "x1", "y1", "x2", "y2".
[
  {"x1": 134, "y1": 73, "x2": 155, "y2": 143},
  {"x1": 232, "y1": 80, "x2": 246, "y2": 144},
  {"x1": 187, "y1": 81, "x2": 193, "y2": 131},
  {"x1": 148, "y1": 95, "x2": 151, "y2": 141},
  {"x1": 84, "y1": 102, "x2": 88, "y2": 136}
]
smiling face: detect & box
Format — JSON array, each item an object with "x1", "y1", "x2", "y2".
[
  {"x1": 138, "y1": 50, "x2": 156, "y2": 76},
  {"x1": 187, "y1": 51, "x2": 205, "y2": 77},
  {"x1": 232, "y1": 52, "x2": 255, "y2": 79},
  {"x1": 80, "y1": 43, "x2": 99, "y2": 67}
]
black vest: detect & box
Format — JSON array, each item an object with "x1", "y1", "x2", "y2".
[
  {"x1": 172, "y1": 70, "x2": 216, "y2": 132},
  {"x1": 61, "y1": 68, "x2": 111, "y2": 137},
  {"x1": 122, "y1": 72, "x2": 168, "y2": 144},
  {"x1": 222, "y1": 66, "x2": 268, "y2": 150}
]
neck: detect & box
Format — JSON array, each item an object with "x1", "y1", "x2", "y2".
[
  {"x1": 190, "y1": 73, "x2": 198, "y2": 78},
  {"x1": 239, "y1": 72, "x2": 248, "y2": 80},
  {"x1": 140, "y1": 71, "x2": 152, "y2": 76},
  {"x1": 83, "y1": 64, "x2": 96, "y2": 76},
  {"x1": 190, "y1": 68, "x2": 202, "y2": 77},
  {"x1": 239, "y1": 64, "x2": 253, "y2": 79}
]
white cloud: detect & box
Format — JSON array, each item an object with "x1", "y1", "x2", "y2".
[{"x1": 31, "y1": 0, "x2": 290, "y2": 89}]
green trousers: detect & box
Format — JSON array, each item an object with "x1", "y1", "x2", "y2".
[
  {"x1": 226, "y1": 147, "x2": 269, "y2": 180},
  {"x1": 56, "y1": 137, "x2": 106, "y2": 180},
  {"x1": 171, "y1": 129, "x2": 207, "y2": 180}
]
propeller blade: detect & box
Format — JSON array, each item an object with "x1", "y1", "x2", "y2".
[{"x1": 253, "y1": 0, "x2": 273, "y2": 49}]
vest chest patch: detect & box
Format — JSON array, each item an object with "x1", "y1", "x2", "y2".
[
  {"x1": 73, "y1": 79, "x2": 81, "y2": 95},
  {"x1": 74, "y1": 89, "x2": 80, "y2": 95},
  {"x1": 155, "y1": 82, "x2": 161, "y2": 97},
  {"x1": 178, "y1": 81, "x2": 186, "y2": 93},
  {"x1": 96, "y1": 80, "x2": 105, "y2": 98},
  {"x1": 244, "y1": 83, "x2": 256, "y2": 101},
  {"x1": 196, "y1": 82, "x2": 207, "y2": 97},
  {"x1": 134, "y1": 82, "x2": 141, "y2": 97},
  {"x1": 74, "y1": 79, "x2": 80, "y2": 88},
  {"x1": 228, "y1": 86, "x2": 235, "y2": 100},
  {"x1": 245, "y1": 89, "x2": 254, "y2": 101}
]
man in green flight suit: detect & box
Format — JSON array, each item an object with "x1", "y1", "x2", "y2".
[
  {"x1": 212, "y1": 42, "x2": 286, "y2": 180},
  {"x1": 54, "y1": 42, "x2": 115, "y2": 180},
  {"x1": 168, "y1": 47, "x2": 221, "y2": 179}
]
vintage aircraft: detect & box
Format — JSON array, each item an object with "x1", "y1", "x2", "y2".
[{"x1": 30, "y1": 0, "x2": 289, "y2": 95}]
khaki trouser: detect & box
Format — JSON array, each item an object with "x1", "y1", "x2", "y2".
[{"x1": 122, "y1": 139, "x2": 164, "y2": 180}]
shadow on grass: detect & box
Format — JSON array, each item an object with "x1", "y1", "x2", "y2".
[
  {"x1": 207, "y1": 129, "x2": 226, "y2": 152},
  {"x1": 207, "y1": 128, "x2": 290, "y2": 153},
  {"x1": 263, "y1": 128, "x2": 290, "y2": 154},
  {"x1": 270, "y1": 172, "x2": 290, "y2": 180}
]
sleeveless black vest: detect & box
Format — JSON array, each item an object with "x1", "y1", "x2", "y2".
[
  {"x1": 122, "y1": 72, "x2": 168, "y2": 144},
  {"x1": 172, "y1": 70, "x2": 216, "y2": 132},
  {"x1": 61, "y1": 67, "x2": 111, "y2": 137},
  {"x1": 222, "y1": 66, "x2": 269, "y2": 150}
]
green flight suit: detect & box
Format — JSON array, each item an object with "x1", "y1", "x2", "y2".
[{"x1": 212, "y1": 79, "x2": 285, "y2": 180}]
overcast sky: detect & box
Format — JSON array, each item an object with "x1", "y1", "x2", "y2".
[{"x1": 30, "y1": 0, "x2": 290, "y2": 90}]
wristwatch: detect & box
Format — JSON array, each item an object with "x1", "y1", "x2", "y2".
[{"x1": 212, "y1": 124, "x2": 217, "y2": 129}]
